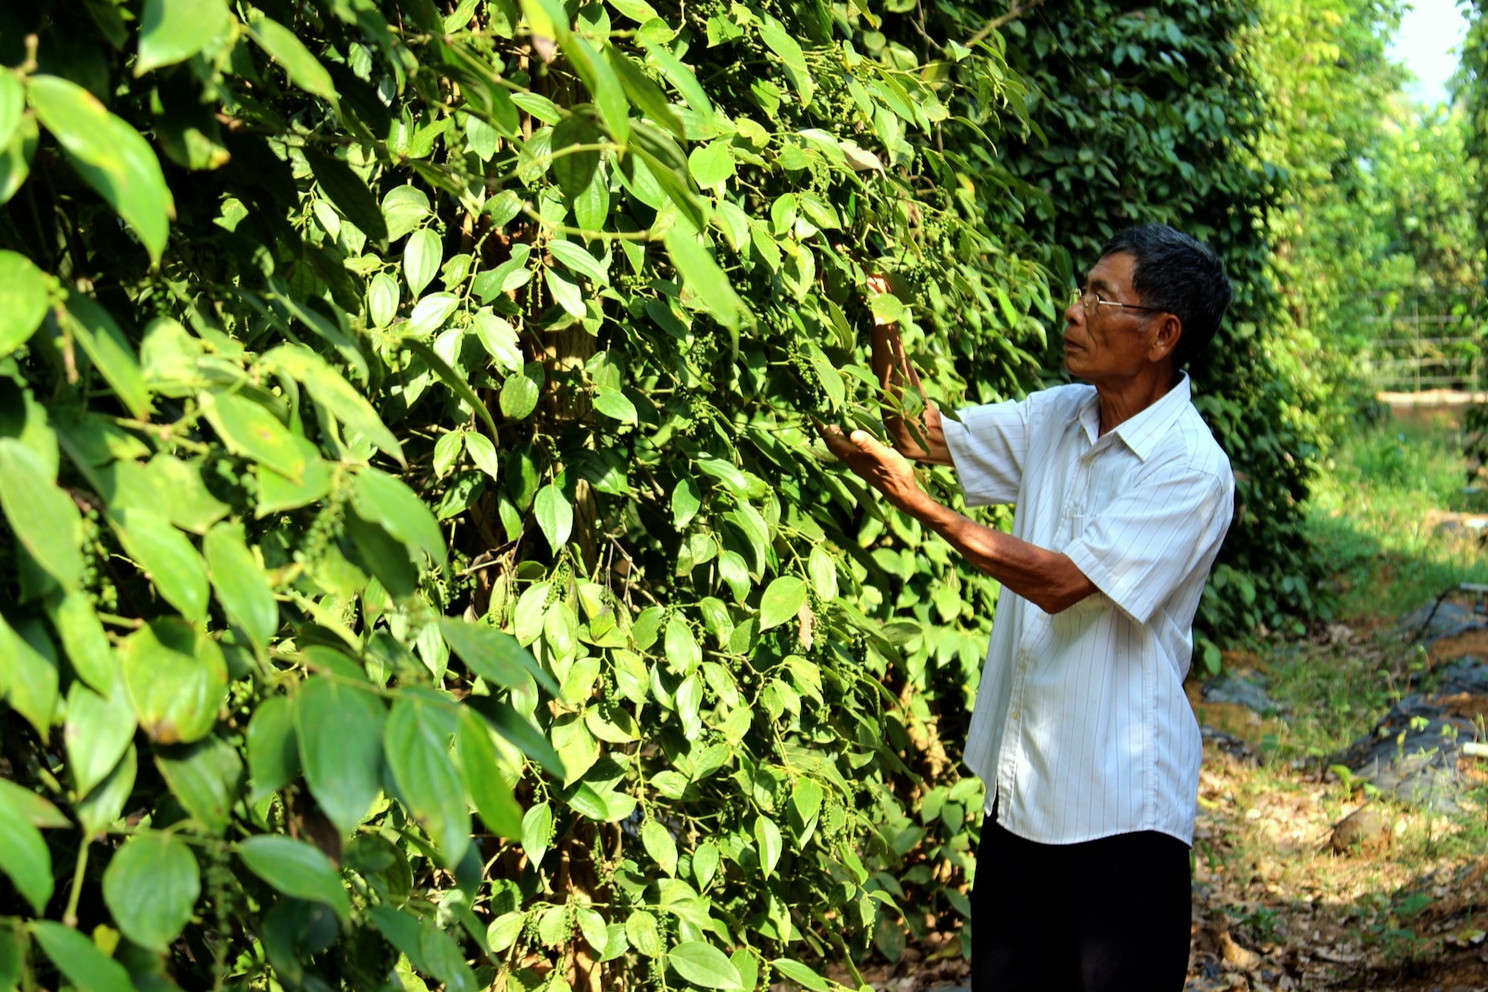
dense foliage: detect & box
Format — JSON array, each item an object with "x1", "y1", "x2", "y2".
[
  {"x1": 991, "y1": 0, "x2": 1328, "y2": 641},
  {"x1": 0, "y1": 0, "x2": 1347, "y2": 990}
]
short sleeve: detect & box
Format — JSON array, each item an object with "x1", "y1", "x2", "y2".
[
  {"x1": 1063, "y1": 460, "x2": 1233, "y2": 625},
  {"x1": 942, "y1": 399, "x2": 1032, "y2": 506}
]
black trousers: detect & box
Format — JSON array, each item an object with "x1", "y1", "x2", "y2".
[{"x1": 970, "y1": 819, "x2": 1192, "y2": 992}]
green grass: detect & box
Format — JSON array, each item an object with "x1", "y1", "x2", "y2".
[{"x1": 1307, "y1": 413, "x2": 1488, "y2": 620}]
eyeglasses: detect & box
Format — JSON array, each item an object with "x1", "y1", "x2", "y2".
[{"x1": 1068, "y1": 287, "x2": 1167, "y2": 317}]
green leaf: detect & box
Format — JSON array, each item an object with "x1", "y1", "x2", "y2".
[
  {"x1": 246, "y1": 15, "x2": 339, "y2": 105},
  {"x1": 137, "y1": 0, "x2": 231, "y2": 75},
  {"x1": 352, "y1": 466, "x2": 446, "y2": 567},
  {"x1": 246, "y1": 694, "x2": 299, "y2": 801},
  {"x1": 607, "y1": 46, "x2": 684, "y2": 138},
  {"x1": 261, "y1": 343, "x2": 403, "y2": 465},
  {"x1": 0, "y1": 250, "x2": 50, "y2": 358},
  {"x1": 687, "y1": 142, "x2": 736, "y2": 189},
  {"x1": 463, "y1": 696, "x2": 565, "y2": 777},
  {"x1": 237, "y1": 835, "x2": 350, "y2": 924},
  {"x1": 102, "y1": 831, "x2": 200, "y2": 953},
  {"x1": 544, "y1": 268, "x2": 586, "y2": 318},
  {"x1": 626, "y1": 910, "x2": 662, "y2": 957},
  {"x1": 593, "y1": 386, "x2": 638, "y2": 424},
  {"x1": 0, "y1": 116, "x2": 36, "y2": 207},
  {"x1": 0, "y1": 787, "x2": 53, "y2": 913},
  {"x1": 368, "y1": 272, "x2": 400, "y2": 328},
  {"x1": 303, "y1": 149, "x2": 388, "y2": 245},
  {"x1": 692, "y1": 841, "x2": 720, "y2": 889},
  {"x1": 155, "y1": 735, "x2": 240, "y2": 835},
  {"x1": 0, "y1": 437, "x2": 83, "y2": 589},
  {"x1": 520, "y1": 801, "x2": 553, "y2": 870},
  {"x1": 406, "y1": 292, "x2": 460, "y2": 337},
  {"x1": 771, "y1": 958, "x2": 829, "y2": 991},
  {"x1": 464, "y1": 430, "x2": 503, "y2": 480},
  {"x1": 807, "y1": 546, "x2": 838, "y2": 600},
  {"x1": 200, "y1": 390, "x2": 306, "y2": 482},
  {"x1": 565, "y1": 35, "x2": 630, "y2": 143},
  {"x1": 758, "y1": 576, "x2": 806, "y2": 631},
  {"x1": 0, "y1": 779, "x2": 68, "y2": 829},
  {"x1": 0, "y1": 612, "x2": 59, "y2": 743},
  {"x1": 404, "y1": 228, "x2": 443, "y2": 297},
  {"x1": 382, "y1": 185, "x2": 432, "y2": 242},
  {"x1": 456, "y1": 709, "x2": 522, "y2": 837},
  {"x1": 641, "y1": 820, "x2": 677, "y2": 876},
  {"x1": 400, "y1": 336, "x2": 500, "y2": 435},
  {"x1": 203, "y1": 522, "x2": 278, "y2": 649},
  {"x1": 663, "y1": 616, "x2": 700, "y2": 675},
  {"x1": 27, "y1": 75, "x2": 175, "y2": 263},
  {"x1": 31, "y1": 923, "x2": 133, "y2": 992},
  {"x1": 108, "y1": 506, "x2": 211, "y2": 623},
  {"x1": 499, "y1": 365, "x2": 542, "y2": 420},
  {"x1": 63, "y1": 296, "x2": 152, "y2": 420},
  {"x1": 120, "y1": 618, "x2": 227, "y2": 745},
  {"x1": 439, "y1": 618, "x2": 557, "y2": 692},
  {"x1": 385, "y1": 694, "x2": 469, "y2": 866},
  {"x1": 533, "y1": 483, "x2": 573, "y2": 550},
  {"x1": 668, "y1": 940, "x2": 742, "y2": 990},
  {"x1": 755, "y1": 814, "x2": 782, "y2": 877},
  {"x1": 0, "y1": 73, "x2": 22, "y2": 150},
  {"x1": 663, "y1": 227, "x2": 748, "y2": 332},
  {"x1": 295, "y1": 676, "x2": 386, "y2": 836},
  {"x1": 64, "y1": 682, "x2": 136, "y2": 798},
  {"x1": 549, "y1": 239, "x2": 609, "y2": 284}
]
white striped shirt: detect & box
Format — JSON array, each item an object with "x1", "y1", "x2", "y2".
[{"x1": 942, "y1": 375, "x2": 1233, "y2": 845}]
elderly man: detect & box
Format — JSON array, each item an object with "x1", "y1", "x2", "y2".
[{"x1": 821, "y1": 224, "x2": 1235, "y2": 991}]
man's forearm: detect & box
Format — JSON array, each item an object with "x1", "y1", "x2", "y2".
[{"x1": 906, "y1": 492, "x2": 1096, "y2": 614}]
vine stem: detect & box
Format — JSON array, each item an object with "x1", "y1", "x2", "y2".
[{"x1": 63, "y1": 838, "x2": 90, "y2": 927}]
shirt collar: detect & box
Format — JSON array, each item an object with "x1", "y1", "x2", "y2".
[{"x1": 1075, "y1": 373, "x2": 1192, "y2": 461}]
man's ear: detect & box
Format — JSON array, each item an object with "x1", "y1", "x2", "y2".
[{"x1": 1149, "y1": 313, "x2": 1183, "y2": 363}]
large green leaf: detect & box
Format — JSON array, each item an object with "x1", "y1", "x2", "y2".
[
  {"x1": 246, "y1": 15, "x2": 339, "y2": 105},
  {"x1": 62, "y1": 296, "x2": 153, "y2": 421},
  {"x1": 0, "y1": 250, "x2": 49, "y2": 358},
  {"x1": 758, "y1": 576, "x2": 807, "y2": 631},
  {"x1": 533, "y1": 483, "x2": 573, "y2": 551},
  {"x1": 203, "y1": 522, "x2": 278, "y2": 649},
  {"x1": 385, "y1": 694, "x2": 469, "y2": 866},
  {"x1": 455, "y1": 709, "x2": 522, "y2": 838},
  {"x1": 77, "y1": 744, "x2": 137, "y2": 837},
  {"x1": 136, "y1": 0, "x2": 232, "y2": 75},
  {"x1": 101, "y1": 831, "x2": 200, "y2": 953},
  {"x1": 0, "y1": 73, "x2": 22, "y2": 149},
  {"x1": 667, "y1": 941, "x2": 742, "y2": 990},
  {"x1": 119, "y1": 618, "x2": 226, "y2": 745},
  {"x1": 31, "y1": 922, "x2": 134, "y2": 992},
  {"x1": 295, "y1": 676, "x2": 386, "y2": 836},
  {"x1": 245, "y1": 694, "x2": 299, "y2": 801},
  {"x1": 663, "y1": 226, "x2": 749, "y2": 333},
  {"x1": 438, "y1": 617, "x2": 558, "y2": 693},
  {"x1": 0, "y1": 612, "x2": 58, "y2": 743},
  {"x1": 200, "y1": 390, "x2": 307, "y2": 483},
  {"x1": 0, "y1": 787, "x2": 53, "y2": 914},
  {"x1": 0, "y1": 437, "x2": 83, "y2": 589},
  {"x1": 26, "y1": 75, "x2": 174, "y2": 264},
  {"x1": 64, "y1": 682, "x2": 137, "y2": 798},
  {"x1": 403, "y1": 228, "x2": 443, "y2": 297},
  {"x1": 261, "y1": 343, "x2": 403, "y2": 464},
  {"x1": 237, "y1": 835, "x2": 350, "y2": 924},
  {"x1": 108, "y1": 506, "x2": 211, "y2": 623},
  {"x1": 352, "y1": 466, "x2": 446, "y2": 567}
]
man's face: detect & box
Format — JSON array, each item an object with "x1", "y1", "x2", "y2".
[{"x1": 1062, "y1": 252, "x2": 1165, "y2": 387}]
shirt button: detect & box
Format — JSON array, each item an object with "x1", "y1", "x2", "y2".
[{"x1": 1010, "y1": 710, "x2": 1021, "y2": 721}]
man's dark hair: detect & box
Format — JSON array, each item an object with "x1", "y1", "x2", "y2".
[{"x1": 1100, "y1": 224, "x2": 1232, "y2": 368}]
